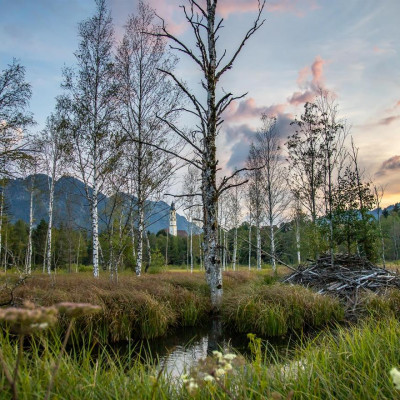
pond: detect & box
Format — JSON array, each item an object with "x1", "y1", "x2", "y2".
[{"x1": 114, "y1": 318, "x2": 297, "y2": 377}]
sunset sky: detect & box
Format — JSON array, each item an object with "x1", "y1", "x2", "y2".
[{"x1": 1, "y1": 0, "x2": 399, "y2": 206}]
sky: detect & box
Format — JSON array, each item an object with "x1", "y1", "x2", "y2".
[{"x1": 1, "y1": 0, "x2": 399, "y2": 206}]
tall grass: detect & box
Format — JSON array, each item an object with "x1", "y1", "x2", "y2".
[
  {"x1": 4, "y1": 271, "x2": 265, "y2": 341},
  {"x1": 222, "y1": 282, "x2": 344, "y2": 337},
  {"x1": 6, "y1": 272, "x2": 213, "y2": 341},
  {"x1": 1, "y1": 317, "x2": 400, "y2": 399}
]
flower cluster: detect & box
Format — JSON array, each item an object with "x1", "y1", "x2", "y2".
[
  {"x1": 0, "y1": 301, "x2": 102, "y2": 334},
  {"x1": 180, "y1": 374, "x2": 199, "y2": 395},
  {"x1": 180, "y1": 350, "x2": 244, "y2": 396},
  {"x1": 0, "y1": 302, "x2": 58, "y2": 334}
]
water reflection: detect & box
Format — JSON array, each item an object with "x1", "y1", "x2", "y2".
[{"x1": 112, "y1": 319, "x2": 296, "y2": 378}]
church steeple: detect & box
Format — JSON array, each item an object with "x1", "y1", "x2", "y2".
[{"x1": 169, "y1": 202, "x2": 177, "y2": 236}]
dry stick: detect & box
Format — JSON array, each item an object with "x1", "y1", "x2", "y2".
[
  {"x1": 44, "y1": 319, "x2": 75, "y2": 400},
  {"x1": 0, "y1": 347, "x2": 18, "y2": 400}
]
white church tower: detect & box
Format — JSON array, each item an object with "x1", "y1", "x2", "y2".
[{"x1": 169, "y1": 202, "x2": 177, "y2": 236}]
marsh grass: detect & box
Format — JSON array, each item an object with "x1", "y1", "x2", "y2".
[
  {"x1": 2, "y1": 271, "x2": 267, "y2": 342},
  {"x1": 359, "y1": 288, "x2": 400, "y2": 318},
  {"x1": 2, "y1": 272, "x2": 214, "y2": 341},
  {"x1": 2, "y1": 317, "x2": 400, "y2": 399},
  {"x1": 222, "y1": 282, "x2": 344, "y2": 337}
]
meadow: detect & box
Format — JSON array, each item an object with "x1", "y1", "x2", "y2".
[{"x1": 1, "y1": 267, "x2": 400, "y2": 399}]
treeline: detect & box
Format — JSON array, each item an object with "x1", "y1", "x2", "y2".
[
  {"x1": 1, "y1": 200, "x2": 399, "y2": 274},
  {"x1": 0, "y1": 216, "x2": 203, "y2": 272}
]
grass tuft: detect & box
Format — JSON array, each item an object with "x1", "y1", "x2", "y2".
[{"x1": 222, "y1": 282, "x2": 344, "y2": 337}]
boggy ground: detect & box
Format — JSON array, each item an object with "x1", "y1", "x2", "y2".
[{"x1": 1, "y1": 268, "x2": 345, "y2": 342}]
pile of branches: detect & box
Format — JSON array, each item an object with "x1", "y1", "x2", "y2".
[{"x1": 283, "y1": 254, "x2": 400, "y2": 313}]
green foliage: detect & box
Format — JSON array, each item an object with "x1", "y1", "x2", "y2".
[
  {"x1": 2, "y1": 313, "x2": 400, "y2": 398},
  {"x1": 222, "y1": 282, "x2": 344, "y2": 337}
]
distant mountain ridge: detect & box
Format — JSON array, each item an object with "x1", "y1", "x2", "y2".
[{"x1": 3, "y1": 174, "x2": 192, "y2": 234}]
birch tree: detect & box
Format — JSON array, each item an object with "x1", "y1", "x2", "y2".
[
  {"x1": 286, "y1": 102, "x2": 324, "y2": 224},
  {"x1": 316, "y1": 92, "x2": 347, "y2": 265},
  {"x1": 373, "y1": 184, "x2": 386, "y2": 268},
  {"x1": 181, "y1": 165, "x2": 201, "y2": 273},
  {"x1": 152, "y1": 0, "x2": 265, "y2": 307},
  {"x1": 0, "y1": 59, "x2": 34, "y2": 177},
  {"x1": 0, "y1": 59, "x2": 34, "y2": 266},
  {"x1": 20, "y1": 154, "x2": 40, "y2": 275},
  {"x1": 247, "y1": 143, "x2": 264, "y2": 270},
  {"x1": 256, "y1": 115, "x2": 288, "y2": 274},
  {"x1": 225, "y1": 172, "x2": 243, "y2": 271},
  {"x1": 38, "y1": 111, "x2": 70, "y2": 274},
  {"x1": 62, "y1": 0, "x2": 117, "y2": 277},
  {"x1": 115, "y1": 0, "x2": 182, "y2": 276}
]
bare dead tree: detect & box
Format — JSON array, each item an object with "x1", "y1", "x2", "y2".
[{"x1": 151, "y1": 0, "x2": 265, "y2": 308}]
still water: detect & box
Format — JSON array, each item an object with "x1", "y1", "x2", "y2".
[{"x1": 117, "y1": 319, "x2": 295, "y2": 377}]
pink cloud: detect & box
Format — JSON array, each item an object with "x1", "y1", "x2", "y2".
[
  {"x1": 147, "y1": 0, "x2": 187, "y2": 35},
  {"x1": 378, "y1": 115, "x2": 400, "y2": 126},
  {"x1": 373, "y1": 46, "x2": 384, "y2": 54},
  {"x1": 223, "y1": 98, "x2": 287, "y2": 122},
  {"x1": 376, "y1": 155, "x2": 400, "y2": 176},
  {"x1": 297, "y1": 66, "x2": 310, "y2": 88},
  {"x1": 217, "y1": 0, "x2": 319, "y2": 18},
  {"x1": 266, "y1": 0, "x2": 319, "y2": 17},
  {"x1": 288, "y1": 55, "x2": 331, "y2": 106}
]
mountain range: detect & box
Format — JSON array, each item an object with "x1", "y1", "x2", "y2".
[{"x1": 2, "y1": 174, "x2": 192, "y2": 234}]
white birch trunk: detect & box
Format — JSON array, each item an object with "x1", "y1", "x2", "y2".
[
  {"x1": 91, "y1": 179, "x2": 100, "y2": 278},
  {"x1": 144, "y1": 229, "x2": 151, "y2": 272},
  {"x1": 270, "y1": 222, "x2": 276, "y2": 274},
  {"x1": 25, "y1": 177, "x2": 34, "y2": 275},
  {"x1": 256, "y1": 224, "x2": 261, "y2": 270},
  {"x1": 232, "y1": 227, "x2": 237, "y2": 271},
  {"x1": 0, "y1": 188, "x2": 3, "y2": 266},
  {"x1": 296, "y1": 217, "x2": 301, "y2": 265},
  {"x1": 44, "y1": 176, "x2": 55, "y2": 275},
  {"x1": 248, "y1": 223, "x2": 252, "y2": 270},
  {"x1": 130, "y1": 210, "x2": 136, "y2": 260},
  {"x1": 136, "y1": 203, "x2": 144, "y2": 276},
  {"x1": 190, "y1": 218, "x2": 193, "y2": 273},
  {"x1": 222, "y1": 230, "x2": 226, "y2": 271}
]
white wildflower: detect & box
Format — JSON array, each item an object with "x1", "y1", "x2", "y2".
[
  {"x1": 212, "y1": 350, "x2": 223, "y2": 359},
  {"x1": 187, "y1": 381, "x2": 198, "y2": 394},
  {"x1": 203, "y1": 374, "x2": 215, "y2": 382},
  {"x1": 224, "y1": 353, "x2": 237, "y2": 361},
  {"x1": 215, "y1": 368, "x2": 226, "y2": 377},
  {"x1": 390, "y1": 368, "x2": 400, "y2": 390},
  {"x1": 223, "y1": 363, "x2": 233, "y2": 371}
]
